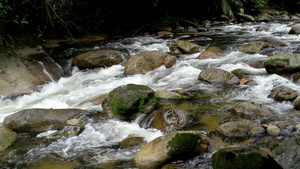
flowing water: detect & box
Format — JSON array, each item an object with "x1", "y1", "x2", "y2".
[{"x1": 0, "y1": 20, "x2": 300, "y2": 168}]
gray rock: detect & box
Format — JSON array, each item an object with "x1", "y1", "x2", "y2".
[
  {"x1": 237, "y1": 13, "x2": 255, "y2": 22},
  {"x1": 267, "y1": 125, "x2": 280, "y2": 136},
  {"x1": 124, "y1": 51, "x2": 176, "y2": 75},
  {"x1": 198, "y1": 68, "x2": 240, "y2": 84},
  {"x1": 72, "y1": 50, "x2": 123, "y2": 69},
  {"x1": 0, "y1": 126, "x2": 17, "y2": 152},
  {"x1": 289, "y1": 24, "x2": 300, "y2": 35},
  {"x1": 264, "y1": 54, "x2": 300, "y2": 74},
  {"x1": 175, "y1": 40, "x2": 199, "y2": 54},
  {"x1": 269, "y1": 137, "x2": 300, "y2": 169},
  {"x1": 216, "y1": 121, "x2": 251, "y2": 138},
  {"x1": 275, "y1": 87, "x2": 298, "y2": 102},
  {"x1": 3, "y1": 109, "x2": 88, "y2": 133},
  {"x1": 232, "y1": 102, "x2": 274, "y2": 119}
]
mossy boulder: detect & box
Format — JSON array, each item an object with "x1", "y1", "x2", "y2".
[
  {"x1": 198, "y1": 68, "x2": 240, "y2": 84},
  {"x1": 232, "y1": 102, "x2": 273, "y2": 119},
  {"x1": 3, "y1": 109, "x2": 88, "y2": 133},
  {"x1": 104, "y1": 84, "x2": 156, "y2": 117},
  {"x1": 152, "y1": 109, "x2": 195, "y2": 132},
  {"x1": 264, "y1": 54, "x2": 300, "y2": 74},
  {"x1": 134, "y1": 131, "x2": 208, "y2": 169},
  {"x1": 124, "y1": 51, "x2": 176, "y2": 75},
  {"x1": 175, "y1": 40, "x2": 199, "y2": 54},
  {"x1": 212, "y1": 146, "x2": 281, "y2": 169},
  {"x1": 269, "y1": 137, "x2": 300, "y2": 169},
  {"x1": 198, "y1": 46, "x2": 225, "y2": 59},
  {"x1": 72, "y1": 50, "x2": 124, "y2": 69},
  {"x1": 0, "y1": 126, "x2": 17, "y2": 152}
]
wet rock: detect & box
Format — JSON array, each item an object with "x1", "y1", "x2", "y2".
[
  {"x1": 175, "y1": 40, "x2": 199, "y2": 54},
  {"x1": 72, "y1": 50, "x2": 124, "y2": 69},
  {"x1": 134, "y1": 131, "x2": 208, "y2": 169},
  {"x1": 269, "y1": 137, "x2": 300, "y2": 169},
  {"x1": 215, "y1": 121, "x2": 251, "y2": 138},
  {"x1": 120, "y1": 137, "x2": 146, "y2": 149},
  {"x1": 267, "y1": 125, "x2": 280, "y2": 136},
  {"x1": 198, "y1": 46, "x2": 225, "y2": 59},
  {"x1": 251, "y1": 126, "x2": 266, "y2": 136},
  {"x1": 103, "y1": 84, "x2": 156, "y2": 118},
  {"x1": 289, "y1": 24, "x2": 300, "y2": 35},
  {"x1": 292, "y1": 72, "x2": 300, "y2": 83},
  {"x1": 294, "y1": 98, "x2": 300, "y2": 110},
  {"x1": 3, "y1": 109, "x2": 88, "y2": 133},
  {"x1": 28, "y1": 157, "x2": 79, "y2": 169},
  {"x1": 232, "y1": 102, "x2": 273, "y2": 119},
  {"x1": 212, "y1": 146, "x2": 282, "y2": 169},
  {"x1": 264, "y1": 54, "x2": 300, "y2": 74},
  {"x1": 236, "y1": 13, "x2": 255, "y2": 22},
  {"x1": 124, "y1": 51, "x2": 176, "y2": 75},
  {"x1": 256, "y1": 24, "x2": 270, "y2": 32},
  {"x1": 157, "y1": 31, "x2": 174, "y2": 36},
  {"x1": 255, "y1": 13, "x2": 274, "y2": 22},
  {"x1": 259, "y1": 37, "x2": 287, "y2": 47},
  {"x1": 275, "y1": 87, "x2": 298, "y2": 102},
  {"x1": 152, "y1": 109, "x2": 195, "y2": 132},
  {"x1": 0, "y1": 126, "x2": 17, "y2": 152},
  {"x1": 198, "y1": 68, "x2": 240, "y2": 84},
  {"x1": 240, "y1": 41, "x2": 271, "y2": 54},
  {"x1": 155, "y1": 90, "x2": 182, "y2": 99},
  {"x1": 169, "y1": 46, "x2": 182, "y2": 55}
]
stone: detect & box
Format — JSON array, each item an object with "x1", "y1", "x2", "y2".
[
  {"x1": 289, "y1": 24, "x2": 300, "y2": 35},
  {"x1": 198, "y1": 68, "x2": 240, "y2": 84},
  {"x1": 169, "y1": 46, "x2": 182, "y2": 55},
  {"x1": 198, "y1": 46, "x2": 224, "y2": 59},
  {"x1": 251, "y1": 126, "x2": 266, "y2": 136},
  {"x1": 124, "y1": 51, "x2": 176, "y2": 75},
  {"x1": 240, "y1": 41, "x2": 271, "y2": 54},
  {"x1": 175, "y1": 40, "x2": 199, "y2": 54},
  {"x1": 269, "y1": 137, "x2": 300, "y2": 169},
  {"x1": 275, "y1": 87, "x2": 298, "y2": 102},
  {"x1": 72, "y1": 50, "x2": 123, "y2": 69},
  {"x1": 267, "y1": 125, "x2": 280, "y2": 136},
  {"x1": 0, "y1": 126, "x2": 17, "y2": 152},
  {"x1": 104, "y1": 84, "x2": 156, "y2": 117},
  {"x1": 3, "y1": 109, "x2": 88, "y2": 133},
  {"x1": 259, "y1": 37, "x2": 287, "y2": 46},
  {"x1": 264, "y1": 54, "x2": 300, "y2": 74},
  {"x1": 120, "y1": 137, "x2": 146, "y2": 149},
  {"x1": 134, "y1": 131, "x2": 208, "y2": 169},
  {"x1": 294, "y1": 98, "x2": 300, "y2": 110},
  {"x1": 212, "y1": 146, "x2": 282, "y2": 169},
  {"x1": 232, "y1": 102, "x2": 273, "y2": 119},
  {"x1": 215, "y1": 121, "x2": 251, "y2": 138},
  {"x1": 236, "y1": 13, "x2": 255, "y2": 22},
  {"x1": 152, "y1": 109, "x2": 195, "y2": 132},
  {"x1": 154, "y1": 90, "x2": 182, "y2": 99},
  {"x1": 256, "y1": 25, "x2": 270, "y2": 32}
]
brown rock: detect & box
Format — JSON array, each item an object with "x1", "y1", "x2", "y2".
[{"x1": 198, "y1": 46, "x2": 224, "y2": 59}]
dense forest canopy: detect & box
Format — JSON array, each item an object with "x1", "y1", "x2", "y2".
[{"x1": 0, "y1": 0, "x2": 300, "y2": 38}]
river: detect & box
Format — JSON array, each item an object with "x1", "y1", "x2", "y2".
[{"x1": 0, "y1": 20, "x2": 300, "y2": 168}]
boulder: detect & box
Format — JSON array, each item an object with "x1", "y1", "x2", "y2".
[
  {"x1": 289, "y1": 24, "x2": 300, "y2": 35},
  {"x1": 269, "y1": 137, "x2": 300, "y2": 169},
  {"x1": 169, "y1": 46, "x2": 182, "y2": 55},
  {"x1": 294, "y1": 98, "x2": 300, "y2": 110},
  {"x1": 155, "y1": 90, "x2": 182, "y2": 99},
  {"x1": 103, "y1": 84, "x2": 156, "y2": 117},
  {"x1": 134, "y1": 131, "x2": 208, "y2": 169},
  {"x1": 212, "y1": 146, "x2": 282, "y2": 169},
  {"x1": 216, "y1": 121, "x2": 251, "y2": 138},
  {"x1": 198, "y1": 46, "x2": 225, "y2": 59},
  {"x1": 124, "y1": 51, "x2": 176, "y2": 75},
  {"x1": 120, "y1": 137, "x2": 146, "y2": 149},
  {"x1": 198, "y1": 68, "x2": 240, "y2": 84},
  {"x1": 275, "y1": 87, "x2": 298, "y2": 102},
  {"x1": 175, "y1": 40, "x2": 199, "y2": 54},
  {"x1": 236, "y1": 13, "x2": 255, "y2": 22},
  {"x1": 0, "y1": 126, "x2": 17, "y2": 152},
  {"x1": 259, "y1": 37, "x2": 287, "y2": 47},
  {"x1": 152, "y1": 109, "x2": 195, "y2": 132},
  {"x1": 264, "y1": 54, "x2": 300, "y2": 74},
  {"x1": 72, "y1": 50, "x2": 123, "y2": 69},
  {"x1": 240, "y1": 41, "x2": 271, "y2": 54},
  {"x1": 232, "y1": 102, "x2": 273, "y2": 119},
  {"x1": 3, "y1": 109, "x2": 88, "y2": 133}
]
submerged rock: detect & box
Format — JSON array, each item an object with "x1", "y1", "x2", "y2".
[
  {"x1": 215, "y1": 121, "x2": 251, "y2": 138},
  {"x1": 264, "y1": 54, "x2": 300, "y2": 74},
  {"x1": 175, "y1": 40, "x2": 199, "y2": 54},
  {"x1": 103, "y1": 84, "x2": 156, "y2": 118},
  {"x1": 269, "y1": 137, "x2": 300, "y2": 169},
  {"x1": 198, "y1": 68, "x2": 240, "y2": 84},
  {"x1": 212, "y1": 146, "x2": 281, "y2": 169},
  {"x1": 198, "y1": 46, "x2": 224, "y2": 59},
  {"x1": 155, "y1": 90, "x2": 182, "y2": 99},
  {"x1": 232, "y1": 102, "x2": 273, "y2": 119},
  {"x1": 124, "y1": 51, "x2": 176, "y2": 75},
  {"x1": 152, "y1": 109, "x2": 195, "y2": 132},
  {"x1": 289, "y1": 24, "x2": 300, "y2": 35},
  {"x1": 72, "y1": 50, "x2": 124, "y2": 69},
  {"x1": 3, "y1": 109, "x2": 88, "y2": 133},
  {"x1": 0, "y1": 126, "x2": 17, "y2": 152},
  {"x1": 134, "y1": 131, "x2": 208, "y2": 169}
]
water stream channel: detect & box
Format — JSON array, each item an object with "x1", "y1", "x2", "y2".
[{"x1": 0, "y1": 19, "x2": 300, "y2": 168}]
